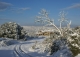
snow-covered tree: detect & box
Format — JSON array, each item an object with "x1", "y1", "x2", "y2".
[
  {"x1": 35, "y1": 9, "x2": 80, "y2": 57},
  {"x1": 0, "y1": 22, "x2": 27, "y2": 40},
  {"x1": 35, "y1": 9, "x2": 62, "y2": 36},
  {"x1": 58, "y1": 11, "x2": 68, "y2": 29},
  {"x1": 58, "y1": 11, "x2": 72, "y2": 36}
]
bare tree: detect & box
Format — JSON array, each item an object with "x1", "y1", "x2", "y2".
[
  {"x1": 35, "y1": 9, "x2": 62, "y2": 35},
  {"x1": 58, "y1": 11, "x2": 71, "y2": 29},
  {"x1": 58, "y1": 11, "x2": 72, "y2": 36},
  {"x1": 58, "y1": 11, "x2": 69, "y2": 29},
  {"x1": 67, "y1": 20, "x2": 71, "y2": 29}
]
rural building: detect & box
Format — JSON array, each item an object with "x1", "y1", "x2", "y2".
[{"x1": 36, "y1": 30, "x2": 54, "y2": 37}]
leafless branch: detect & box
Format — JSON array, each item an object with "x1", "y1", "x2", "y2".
[{"x1": 35, "y1": 9, "x2": 62, "y2": 35}]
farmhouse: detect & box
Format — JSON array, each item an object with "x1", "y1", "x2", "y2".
[{"x1": 36, "y1": 29, "x2": 54, "y2": 37}]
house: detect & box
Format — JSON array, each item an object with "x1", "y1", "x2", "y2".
[{"x1": 36, "y1": 29, "x2": 54, "y2": 37}]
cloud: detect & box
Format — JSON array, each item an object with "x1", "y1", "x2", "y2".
[
  {"x1": 0, "y1": 2, "x2": 12, "y2": 11},
  {"x1": 10, "y1": 7, "x2": 30, "y2": 13},
  {"x1": 19, "y1": 7, "x2": 30, "y2": 10},
  {"x1": 62, "y1": 3, "x2": 80, "y2": 10}
]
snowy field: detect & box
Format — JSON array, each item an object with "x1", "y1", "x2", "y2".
[{"x1": 0, "y1": 26, "x2": 80, "y2": 57}]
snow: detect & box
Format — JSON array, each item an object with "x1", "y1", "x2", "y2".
[
  {"x1": 75, "y1": 54, "x2": 80, "y2": 57},
  {"x1": 0, "y1": 37, "x2": 80, "y2": 57},
  {"x1": 51, "y1": 49, "x2": 72, "y2": 57},
  {"x1": 70, "y1": 33, "x2": 78, "y2": 36}
]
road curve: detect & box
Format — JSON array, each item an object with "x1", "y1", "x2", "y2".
[{"x1": 13, "y1": 44, "x2": 33, "y2": 57}]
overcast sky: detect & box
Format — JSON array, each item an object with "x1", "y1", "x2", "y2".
[{"x1": 0, "y1": 0, "x2": 80, "y2": 26}]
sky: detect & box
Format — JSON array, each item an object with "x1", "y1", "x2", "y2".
[{"x1": 0, "y1": 0, "x2": 80, "y2": 26}]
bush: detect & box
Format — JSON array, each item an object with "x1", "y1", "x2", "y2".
[
  {"x1": 0, "y1": 22, "x2": 26, "y2": 40},
  {"x1": 50, "y1": 38, "x2": 68, "y2": 55}
]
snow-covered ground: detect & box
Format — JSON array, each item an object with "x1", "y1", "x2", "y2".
[
  {"x1": 0, "y1": 37, "x2": 80, "y2": 57},
  {"x1": 0, "y1": 26, "x2": 80, "y2": 57},
  {"x1": 0, "y1": 37, "x2": 47, "y2": 57}
]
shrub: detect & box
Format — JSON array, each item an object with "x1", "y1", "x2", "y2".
[{"x1": 0, "y1": 22, "x2": 26, "y2": 40}]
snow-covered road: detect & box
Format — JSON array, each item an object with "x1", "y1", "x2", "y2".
[
  {"x1": 13, "y1": 44, "x2": 33, "y2": 57},
  {"x1": 0, "y1": 38, "x2": 45, "y2": 57}
]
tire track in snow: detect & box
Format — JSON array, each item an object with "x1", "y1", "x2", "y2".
[
  {"x1": 13, "y1": 44, "x2": 33, "y2": 57},
  {"x1": 14, "y1": 45, "x2": 23, "y2": 57},
  {"x1": 20, "y1": 44, "x2": 33, "y2": 57}
]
